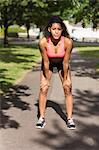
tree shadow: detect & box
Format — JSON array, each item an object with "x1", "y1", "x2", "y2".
[
  {"x1": 0, "y1": 37, "x2": 39, "y2": 49},
  {"x1": 70, "y1": 50, "x2": 99, "y2": 79},
  {"x1": 0, "y1": 85, "x2": 31, "y2": 129},
  {"x1": 0, "y1": 44, "x2": 40, "y2": 93},
  {"x1": 0, "y1": 47, "x2": 36, "y2": 64},
  {"x1": 73, "y1": 89, "x2": 99, "y2": 117},
  {"x1": 35, "y1": 100, "x2": 67, "y2": 123},
  {"x1": 0, "y1": 68, "x2": 14, "y2": 93},
  {"x1": 33, "y1": 90, "x2": 99, "y2": 150},
  {"x1": 32, "y1": 61, "x2": 41, "y2": 72},
  {"x1": 33, "y1": 123, "x2": 99, "y2": 150}
]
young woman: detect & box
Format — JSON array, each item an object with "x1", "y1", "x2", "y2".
[{"x1": 36, "y1": 16, "x2": 76, "y2": 129}]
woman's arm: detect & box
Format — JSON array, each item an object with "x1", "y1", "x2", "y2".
[
  {"x1": 39, "y1": 38, "x2": 49, "y2": 80},
  {"x1": 63, "y1": 38, "x2": 73, "y2": 82}
]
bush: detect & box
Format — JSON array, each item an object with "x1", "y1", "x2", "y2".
[
  {"x1": 7, "y1": 32, "x2": 18, "y2": 37},
  {"x1": 8, "y1": 25, "x2": 26, "y2": 33}
]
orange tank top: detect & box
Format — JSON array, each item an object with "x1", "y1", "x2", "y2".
[{"x1": 46, "y1": 36, "x2": 65, "y2": 58}]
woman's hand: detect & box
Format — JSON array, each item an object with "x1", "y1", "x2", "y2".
[
  {"x1": 40, "y1": 77, "x2": 50, "y2": 90},
  {"x1": 63, "y1": 79, "x2": 72, "y2": 88}
]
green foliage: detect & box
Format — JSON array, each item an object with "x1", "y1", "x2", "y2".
[
  {"x1": 72, "y1": 0, "x2": 99, "y2": 28},
  {"x1": 0, "y1": 0, "x2": 98, "y2": 29},
  {"x1": 0, "y1": 0, "x2": 98, "y2": 45},
  {"x1": 8, "y1": 25, "x2": 26, "y2": 33}
]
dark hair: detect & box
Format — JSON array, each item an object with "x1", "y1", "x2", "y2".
[{"x1": 43, "y1": 16, "x2": 70, "y2": 38}]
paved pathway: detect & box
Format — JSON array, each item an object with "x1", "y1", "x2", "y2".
[{"x1": 0, "y1": 48, "x2": 99, "y2": 150}]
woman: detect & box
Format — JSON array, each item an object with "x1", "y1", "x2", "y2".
[{"x1": 36, "y1": 16, "x2": 76, "y2": 129}]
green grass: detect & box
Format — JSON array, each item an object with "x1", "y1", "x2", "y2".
[
  {"x1": 76, "y1": 45, "x2": 99, "y2": 74},
  {"x1": 0, "y1": 44, "x2": 41, "y2": 94},
  {"x1": 76, "y1": 46, "x2": 99, "y2": 58}
]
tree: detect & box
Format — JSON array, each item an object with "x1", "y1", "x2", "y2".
[
  {"x1": 0, "y1": 0, "x2": 24, "y2": 46},
  {"x1": 0, "y1": 0, "x2": 49, "y2": 43},
  {"x1": 1, "y1": 0, "x2": 98, "y2": 46},
  {"x1": 71, "y1": 0, "x2": 99, "y2": 29}
]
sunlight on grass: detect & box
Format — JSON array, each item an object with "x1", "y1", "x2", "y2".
[
  {"x1": 0, "y1": 44, "x2": 41, "y2": 94},
  {"x1": 77, "y1": 46, "x2": 99, "y2": 58},
  {"x1": 76, "y1": 46, "x2": 99, "y2": 74},
  {"x1": 96, "y1": 63, "x2": 99, "y2": 74}
]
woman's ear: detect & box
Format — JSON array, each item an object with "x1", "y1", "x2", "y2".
[{"x1": 48, "y1": 27, "x2": 51, "y2": 32}]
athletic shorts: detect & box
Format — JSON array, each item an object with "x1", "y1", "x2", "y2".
[{"x1": 41, "y1": 58, "x2": 63, "y2": 72}]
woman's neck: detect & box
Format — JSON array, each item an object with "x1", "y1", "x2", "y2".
[{"x1": 50, "y1": 36, "x2": 61, "y2": 46}]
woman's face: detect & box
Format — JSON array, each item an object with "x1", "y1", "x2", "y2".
[{"x1": 48, "y1": 23, "x2": 63, "y2": 40}]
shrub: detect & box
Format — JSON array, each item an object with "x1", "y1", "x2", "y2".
[{"x1": 7, "y1": 32, "x2": 18, "y2": 37}]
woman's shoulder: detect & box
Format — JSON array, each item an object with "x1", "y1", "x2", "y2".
[
  {"x1": 64, "y1": 37, "x2": 73, "y2": 46},
  {"x1": 39, "y1": 37, "x2": 47, "y2": 47}
]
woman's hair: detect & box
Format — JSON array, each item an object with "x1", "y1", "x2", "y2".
[{"x1": 43, "y1": 16, "x2": 70, "y2": 38}]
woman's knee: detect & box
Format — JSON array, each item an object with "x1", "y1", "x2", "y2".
[
  {"x1": 40, "y1": 85, "x2": 49, "y2": 95},
  {"x1": 63, "y1": 85, "x2": 72, "y2": 96},
  {"x1": 40, "y1": 76, "x2": 50, "y2": 95}
]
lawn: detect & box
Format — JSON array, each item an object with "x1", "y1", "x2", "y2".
[
  {"x1": 76, "y1": 45, "x2": 99, "y2": 73},
  {"x1": 0, "y1": 44, "x2": 41, "y2": 94},
  {"x1": 76, "y1": 46, "x2": 99, "y2": 58}
]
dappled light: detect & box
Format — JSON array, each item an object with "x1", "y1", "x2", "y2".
[
  {"x1": 33, "y1": 88, "x2": 99, "y2": 150},
  {"x1": 0, "y1": 85, "x2": 31, "y2": 129},
  {"x1": 71, "y1": 48, "x2": 99, "y2": 79},
  {"x1": 0, "y1": 43, "x2": 41, "y2": 94}
]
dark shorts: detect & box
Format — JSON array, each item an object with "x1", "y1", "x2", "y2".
[{"x1": 41, "y1": 58, "x2": 63, "y2": 72}]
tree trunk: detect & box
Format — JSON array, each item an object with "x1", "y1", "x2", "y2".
[
  {"x1": 26, "y1": 24, "x2": 30, "y2": 40},
  {"x1": 27, "y1": 28, "x2": 30, "y2": 40},
  {"x1": 4, "y1": 24, "x2": 8, "y2": 47},
  {"x1": 3, "y1": 6, "x2": 9, "y2": 47}
]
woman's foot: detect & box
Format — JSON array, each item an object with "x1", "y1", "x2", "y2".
[
  {"x1": 36, "y1": 117, "x2": 46, "y2": 129},
  {"x1": 67, "y1": 118, "x2": 76, "y2": 130}
]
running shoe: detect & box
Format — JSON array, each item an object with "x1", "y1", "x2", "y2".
[
  {"x1": 67, "y1": 118, "x2": 76, "y2": 130},
  {"x1": 36, "y1": 117, "x2": 46, "y2": 129}
]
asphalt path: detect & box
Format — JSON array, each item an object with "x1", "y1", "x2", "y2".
[{"x1": 0, "y1": 48, "x2": 99, "y2": 150}]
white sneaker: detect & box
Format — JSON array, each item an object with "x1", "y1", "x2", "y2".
[
  {"x1": 67, "y1": 118, "x2": 76, "y2": 130},
  {"x1": 36, "y1": 117, "x2": 46, "y2": 129}
]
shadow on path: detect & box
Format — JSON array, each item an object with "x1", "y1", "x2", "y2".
[
  {"x1": 74, "y1": 89, "x2": 99, "y2": 117},
  {"x1": 71, "y1": 49, "x2": 99, "y2": 79},
  {"x1": 0, "y1": 85, "x2": 31, "y2": 129},
  {"x1": 35, "y1": 100, "x2": 67, "y2": 123},
  {"x1": 33, "y1": 89, "x2": 99, "y2": 150}
]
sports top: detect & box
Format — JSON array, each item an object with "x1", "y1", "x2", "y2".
[{"x1": 46, "y1": 36, "x2": 65, "y2": 58}]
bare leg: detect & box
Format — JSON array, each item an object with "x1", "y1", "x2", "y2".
[
  {"x1": 39, "y1": 70, "x2": 52, "y2": 118},
  {"x1": 58, "y1": 67, "x2": 73, "y2": 119}
]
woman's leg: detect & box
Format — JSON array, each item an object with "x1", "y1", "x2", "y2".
[
  {"x1": 58, "y1": 67, "x2": 73, "y2": 119},
  {"x1": 39, "y1": 70, "x2": 52, "y2": 118}
]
